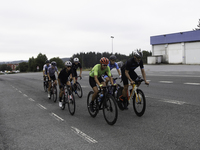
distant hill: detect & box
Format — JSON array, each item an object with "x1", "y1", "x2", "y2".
[{"x1": 0, "y1": 58, "x2": 70, "y2": 64}]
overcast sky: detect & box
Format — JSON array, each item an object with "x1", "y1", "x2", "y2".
[{"x1": 1, "y1": 0, "x2": 200, "y2": 61}]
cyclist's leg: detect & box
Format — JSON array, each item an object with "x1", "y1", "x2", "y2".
[{"x1": 89, "y1": 76, "x2": 99, "y2": 101}]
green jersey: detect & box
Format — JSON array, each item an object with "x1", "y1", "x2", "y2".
[{"x1": 89, "y1": 64, "x2": 111, "y2": 78}]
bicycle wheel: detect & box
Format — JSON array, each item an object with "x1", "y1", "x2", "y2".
[
  {"x1": 75, "y1": 82, "x2": 83, "y2": 98},
  {"x1": 133, "y1": 89, "x2": 146, "y2": 117},
  {"x1": 43, "y1": 81, "x2": 47, "y2": 92},
  {"x1": 53, "y1": 86, "x2": 57, "y2": 102},
  {"x1": 67, "y1": 92, "x2": 76, "y2": 115},
  {"x1": 103, "y1": 94, "x2": 118, "y2": 125},
  {"x1": 116, "y1": 87, "x2": 125, "y2": 110},
  {"x1": 61, "y1": 94, "x2": 66, "y2": 110},
  {"x1": 87, "y1": 91, "x2": 99, "y2": 118}
]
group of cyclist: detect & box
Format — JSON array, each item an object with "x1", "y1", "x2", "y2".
[
  {"x1": 43, "y1": 58, "x2": 82, "y2": 107},
  {"x1": 43, "y1": 49, "x2": 149, "y2": 110}
]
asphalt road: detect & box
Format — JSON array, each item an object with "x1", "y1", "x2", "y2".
[{"x1": 0, "y1": 65, "x2": 200, "y2": 150}]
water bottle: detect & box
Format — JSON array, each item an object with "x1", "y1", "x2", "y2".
[{"x1": 98, "y1": 94, "x2": 103, "y2": 102}]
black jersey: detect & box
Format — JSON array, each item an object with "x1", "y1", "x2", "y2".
[
  {"x1": 122, "y1": 57, "x2": 144, "y2": 72},
  {"x1": 58, "y1": 68, "x2": 72, "y2": 83},
  {"x1": 72, "y1": 62, "x2": 82, "y2": 71}
]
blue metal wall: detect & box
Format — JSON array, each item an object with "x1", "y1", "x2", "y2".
[{"x1": 150, "y1": 30, "x2": 200, "y2": 45}]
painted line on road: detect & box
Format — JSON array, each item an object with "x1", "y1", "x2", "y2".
[
  {"x1": 18, "y1": 90, "x2": 22, "y2": 93},
  {"x1": 71, "y1": 126, "x2": 98, "y2": 144},
  {"x1": 37, "y1": 104, "x2": 47, "y2": 110},
  {"x1": 161, "y1": 99, "x2": 186, "y2": 105},
  {"x1": 184, "y1": 82, "x2": 200, "y2": 85},
  {"x1": 28, "y1": 98, "x2": 35, "y2": 102},
  {"x1": 23, "y1": 94, "x2": 28, "y2": 97},
  {"x1": 81, "y1": 86, "x2": 89, "y2": 88},
  {"x1": 50, "y1": 113, "x2": 64, "y2": 121},
  {"x1": 159, "y1": 81, "x2": 173, "y2": 84},
  {"x1": 145, "y1": 96, "x2": 186, "y2": 105}
]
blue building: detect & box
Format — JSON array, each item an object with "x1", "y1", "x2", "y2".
[{"x1": 150, "y1": 30, "x2": 200, "y2": 64}]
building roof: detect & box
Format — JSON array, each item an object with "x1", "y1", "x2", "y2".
[{"x1": 150, "y1": 30, "x2": 200, "y2": 45}]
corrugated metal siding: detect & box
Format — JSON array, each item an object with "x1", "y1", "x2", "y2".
[{"x1": 151, "y1": 30, "x2": 200, "y2": 45}]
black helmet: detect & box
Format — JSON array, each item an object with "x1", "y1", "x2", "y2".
[
  {"x1": 51, "y1": 61, "x2": 57, "y2": 66},
  {"x1": 109, "y1": 55, "x2": 117, "y2": 60},
  {"x1": 133, "y1": 49, "x2": 143, "y2": 58},
  {"x1": 46, "y1": 60, "x2": 50, "y2": 63}
]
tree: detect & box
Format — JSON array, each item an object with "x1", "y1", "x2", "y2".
[
  {"x1": 50, "y1": 57, "x2": 64, "y2": 69},
  {"x1": 28, "y1": 57, "x2": 36, "y2": 72},
  {"x1": 0, "y1": 64, "x2": 12, "y2": 71},
  {"x1": 35, "y1": 53, "x2": 47, "y2": 71},
  {"x1": 193, "y1": 19, "x2": 200, "y2": 30},
  {"x1": 18, "y1": 62, "x2": 28, "y2": 72}
]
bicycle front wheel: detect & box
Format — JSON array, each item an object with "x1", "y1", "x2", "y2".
[
  {"x1": 75, "y1": 82, "x2": 83, "y2": 98},
  {"x1": 67, "y1": 93, "x2": 76, "y2": 115},
  {"x1": 87, "y1": 91, "x2": 99, "y2": 118},
  {"x1": 133, "y1": 89, "x2": 146, "y2": 117},
  {"x1": 103, "y1": 94, "x2": 118, "y2": 125}
]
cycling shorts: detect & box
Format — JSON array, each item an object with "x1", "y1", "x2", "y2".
[
  {"x1": 121, "y1": 68, "x2": 138, "y2": 85},
  {"x1": 50, "y1": 75, "x2": 56, "y2": 81},
  {"x1": 89, "y1": 76, "x2": 104, "y2": 88}
]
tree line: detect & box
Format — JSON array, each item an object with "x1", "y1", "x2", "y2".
[{"x1": 15, "y1": 50, "x2": 151, "y2": 72}]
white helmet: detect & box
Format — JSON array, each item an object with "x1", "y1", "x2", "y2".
[
  {"x1": 73, "y1": 57, "x2": 79, "y2": 62},
  {"x1": 65, "y1": 61, "x2": 72, "y2": 67},
  {"x1": 133, "y1": 49, "x2": 143, "y2": 58}
]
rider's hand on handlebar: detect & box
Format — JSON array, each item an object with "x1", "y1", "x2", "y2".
[
  {"x1": 145, "y1": 81, "x2": 149, "y2": 85},
  {"x1": 130, "y1": 80, "x2": 135, "y2": 85}
]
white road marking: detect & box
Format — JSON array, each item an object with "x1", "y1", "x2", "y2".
[
  {"x1": 161, "y1": 99, "x2": 186, "y2": 105},
  {"x1": 81, "y1": 86, "x2": 89, "y2": 88},
  {"x1": 28, "y1": 98, "x2": 35, "y2": 102},
  {"x1": 19, "y1": 91, "x2": 22, "y2": 93},
  {"x1": 184, "y1": 82, "x2": 200, "y2": 85},
  {"x1": 71, "y1": 126, "x2": 98, "y2": 144},
  {"x1": 159, "y1": 81, "x2": 173, "y2": 83},
  {"x1": 37, "y1": 104, "x2": 47, "y2": 110},
  {"x1": 50, "y1": 113, "x2": 64, "y2": 121},
  {"x1": 23, "y1": 94, "x2": 28, "y2": 97}
]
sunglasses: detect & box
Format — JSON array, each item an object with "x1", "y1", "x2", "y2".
[
  {"x1": 102, "y1": 64, "x2": 107, "y2": 66},
  {"x1": 67, "y1": 66, "x2": 71, "y2": 68}
]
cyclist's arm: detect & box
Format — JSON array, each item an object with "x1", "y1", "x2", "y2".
[
  {"x1": 58, "y1": 78, "x2": 61, "y2": 86},
  {"x1": 141, "y1": 68, "x2": 149, "y2": 85},
  {"x1": 108, "y1": 76, "x2": 114, "y2": 85},
  {"x1": 117, "y1": 68, "x2": 121, "y2": 76},
  {"x1": 47, "y1": 72, "x2": 50, "y2": 81},
  {"x1": 125, "y1": 70, "x2": 135, "y2": 84},
  {"x1": 79, "y1": 68, "x2": 82, "y2": 77}
]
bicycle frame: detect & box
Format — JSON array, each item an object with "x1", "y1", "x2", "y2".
[{"x1": 128, "y1": 84, "x2": 141, "y2": 104}]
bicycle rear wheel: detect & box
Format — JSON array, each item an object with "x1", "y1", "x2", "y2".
[
  {"x1": 52, "y1": 86, "x2": 57, "y2": 102},
  {"x1": 87, "y1": 91, "x2": 99, "y2": 118},
  {"x1": 75, "y1": 82, "x2": 83, "y2": 98},
  {"x1": 103, "y1": 94, "x2": 118, "y2": 125},
  {"x1": 43, "y1": 81, "x2": 47, "y2": 92},
  {"x1": 67, "y1": 92, "x2": 75, "y2": 115},
  {"x1": 61, "y1": 94, "x2": 66, "y2": 110},
  {"x1": 133, "y1": 89, "x2": 146, "y2": 117}
]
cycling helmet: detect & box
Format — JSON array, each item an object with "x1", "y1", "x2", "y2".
[
  {"x1": 100, "y1": 57, "x2": 109, "y2": 65},
  {"x1": 65, "y1": 61, "x2": 72, "y2": 67},
  {"x1": 133, "y1": 49, "x2": 143, "y2": 58},
  {"x1": 117, "y1": 61, "x2": 123, "y2": 68},
  {"x1": 46, "y1": 60, "x2": 50, "y2": 63},
  {"x1": 74, "y1": 57, "x2": 79, "y2": 63},
  {"x1": 109, "y1": 55, "x2": 117, "y2": 60},
  {"x1": 51, "y1": 61, "x2": 57, "y2": 66}
]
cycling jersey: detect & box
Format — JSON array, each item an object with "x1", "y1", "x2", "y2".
[
  {"x1": 43, "y1": 64, "x2": 51, "y2": 75},
  {"x1": 122, "y1": 57, "x2": 144, "y2": 72},
  {"x1": 108, "y1": 61, "x2": 119, "y2": 70},
  {"x1": 89, "y1": 64, "x2": 111, "y2": 78},
  {"x1": 72, "y1": 62, "x2": 82, "y2": 77},
  {"x1": 58, "y1": 68, "x2": 72, "y2": 84},
  {"x1": 47, "y1": 66, "x2": 58, "y2": 77}
]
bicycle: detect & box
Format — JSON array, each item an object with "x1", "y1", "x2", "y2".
[
  {"x1": 87, "y1": 85, "x2": 118, "y2": 125},
  {"x1": 43, "y1": 75, "x2": 48, "y2": 92},
  {"x1": 118, "y1": 76, "x2": 146, "y2": 116},
  {"x1": 70, "y1": 76, "x2": 83, "y2": 98},
  {"x1": 60, "y1": 84, "x2": 75, "y2": 115},
  {"x1": 49, "y1": 80, "x2": 57, "y2": 102},
  {"x1": 106, "y1": 77, "x2": 126, "y2": 110}
]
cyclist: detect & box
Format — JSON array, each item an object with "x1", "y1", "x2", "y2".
[
  {"x1": 89, "y1": 57, "x2": 115, "y2": 111},
  {"x1": 103, "y1": 55, "x2": 121, "y2": 85},
  {"x1": 119, "y1": 49, "x2": 149, "y2": 109},
  {"x1": 72, "y1": 57, "x2": 82, "y2": 78},
  {"x1": 58, "y1": 61, "x2": 76, "y2": 108},
  {"x1": 47, "y1": 61, "x2": 59, "y2": 98},
  {"x1": 43, "y1": 60, "x2": 51, "y2": 82}
]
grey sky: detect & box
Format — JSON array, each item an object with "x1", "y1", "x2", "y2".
[{"x1": 0, "y1": 0, "x2": 199, "y2": 61}]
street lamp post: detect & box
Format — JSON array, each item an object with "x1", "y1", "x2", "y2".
[{"x1": 111, "y1": 36, "x2": 114, "y2": 54}]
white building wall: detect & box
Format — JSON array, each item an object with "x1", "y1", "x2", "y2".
[
  {"x1": 185, "y1": 42, "x2": 200, "y2": 64},
  {"x1": 168, "y1": 43, "x2": 182, "y2": 63}
]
